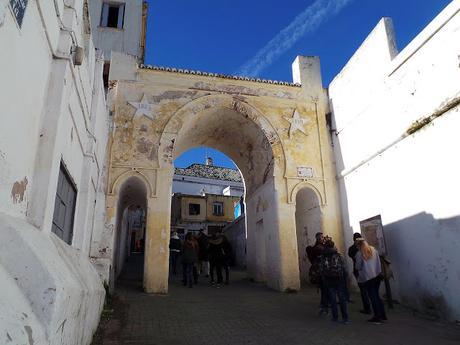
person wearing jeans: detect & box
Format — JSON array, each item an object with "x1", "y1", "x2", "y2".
[
  {"x1": 181, "y1": 233, "x2": 199, "y2": 288},
  {"x1": 355, "y1": 239, "x2": 388, "y2": 324},
  {"x1": 348, "y1": 233, "x2": 371, "y2": 314},
  {"x1": 320, "y1": 238, "x2": 349, "y2": 323}
]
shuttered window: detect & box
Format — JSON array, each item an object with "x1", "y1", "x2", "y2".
[{"x1": 52, "y1": 164, "x2": 77, "y2": 245}]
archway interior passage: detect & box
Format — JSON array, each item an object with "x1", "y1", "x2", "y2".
[
  {"x1": 171, "y1": 105, "x2": 279, "y2": 284},
  {"x1": 295, "y1": 187, "x2": 322, "y2": 286},
  {"x1": 114, "y1": 176, "x2": 148, "y2": 284},
  {"x1": 171, "y1": 147, "x2": 247, "y2": 269}
]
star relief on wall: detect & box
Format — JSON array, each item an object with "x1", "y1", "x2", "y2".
[
  {"x1": 128, "y1": 94, "x2": 155, "y2": 120},
  {"x1": 284, "y1": 109, "x2": 309, "y2": 138}
]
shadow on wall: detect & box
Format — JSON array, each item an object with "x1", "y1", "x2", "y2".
[{"x1": 384, "y1": 212, "x2": 460, "y2": 320}]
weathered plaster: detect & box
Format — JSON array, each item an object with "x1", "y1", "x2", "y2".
[{"x1": 99, "y1": 53, "x2": 343, "y2": 293}]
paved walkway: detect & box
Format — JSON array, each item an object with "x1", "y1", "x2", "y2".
[{"x1": 93, "y1": 255, "x2": 460, "y2": 345}]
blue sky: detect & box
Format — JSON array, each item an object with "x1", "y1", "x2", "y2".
[{"x1": 145, "y1": 0, "x2": 452, "y2": 168}]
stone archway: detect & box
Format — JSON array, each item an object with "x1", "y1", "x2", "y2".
[
  {"x1": 101, "y1": 56, "x2": 343, "y2": 294},
  {"x1": 144, "y1": 94, "x2": 301, "y2": 292},
  {"x1": 111, "y1": 176, "x2": 149, "y2": 287}
]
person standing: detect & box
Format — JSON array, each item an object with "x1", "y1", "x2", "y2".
[
  {"x1": 169, "y1": 232, "x2": 182, "y2": 275},
  {"x1": 319, "y1": 238, "x2": 349, "y2": 323},
  {"x1": 306, "y1": 232, "x2": 328, "y2": 314},
  {"x1": 182, "y1": 232, "x2": 199, "y2": 288},
  {"x1": 348, "y1": 232, "x2": 371, "y2": 314},
  {"x1": 355, "y1": 239, "x2": 388, "y2": 324},
  {"x1": 208, "y1": 231, "x2": 225, "y2": 287},
  {"x1": 222, "y1": 234, "x2": 232, "y2": 285},
  {"x1": 196, "y1": 230, "x2": 210, "y2": 277}
]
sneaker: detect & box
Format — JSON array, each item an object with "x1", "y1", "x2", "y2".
[
  {"x1": 367, "y1": 317, "x2": 382, "y2": 325},
  {"x1": 342, "y1": 320, "x2": 350, "y2": 325},
  {"x1": 330, "y1": 318, "x2": 339, "y2": 323},
  {"x1": 318, "y1": 309, "x2": 328, "y2": 316},
  {"x1": 216, "y1": 284, "x2": 221, "y2": 289}
]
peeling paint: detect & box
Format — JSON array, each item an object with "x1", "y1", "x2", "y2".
[{"x1": 11, "y1": 177, "x2": 28, "y2": 204}]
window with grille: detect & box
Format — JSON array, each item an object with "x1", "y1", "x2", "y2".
[
  {"x1": 100, "y1": 2, "x2": 125, "y2": 29},
  {"x1": 212, "y1": 202, "x2": 224, "y2": 216},
  {"x1": 52, "y1": 164, "x2": 77, "y2": 245}
]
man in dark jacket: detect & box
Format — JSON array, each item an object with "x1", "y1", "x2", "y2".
[
  {"x1": 208, "y1": 231, "x2": 226, "y2": 287},
  {"x1": 307, "y1": 232, "x2": 329, "y2": 314},
  {"x1": 222, "y1": 234, "x2": 232, "y2": 285},
  {"x1": 196, "y1": 230, "x2": 210, "y2": 277},
  {"x1": 320, "y1": 238, "x2": 349, "y2": 323},
  {"x1": 348, "y1": 232, "x2": 371, "y2": 314}
]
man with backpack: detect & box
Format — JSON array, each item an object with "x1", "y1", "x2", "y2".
[{"x1": 319, "y1": 238, "x2": 349, "y2": 324}]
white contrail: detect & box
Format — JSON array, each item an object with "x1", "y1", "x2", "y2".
[{"x1": 235, "y1": 0, "x2": 354, "y2": 77}]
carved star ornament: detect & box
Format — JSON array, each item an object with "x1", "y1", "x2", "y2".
[
  {"x1": 284, "y1": 110, "x2": 309, "y2": 138},
  {"x1": 128, "y1": 94, "x2": 155, "y2": 120}
]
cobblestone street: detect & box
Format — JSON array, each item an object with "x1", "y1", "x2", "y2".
[{"x1": 92, "y1": 256, "x2": 460, "y2": 345}]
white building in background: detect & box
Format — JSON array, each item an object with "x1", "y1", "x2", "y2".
[
  {"x1": 330, "y1": 1, "x2": 460, "y2": 320},
  {"x1": 173, "y1": 159, "x2": 244, "y2": 197},
  {"x1": 171, "y1": 159, "x2": 245, "y2": 235}
]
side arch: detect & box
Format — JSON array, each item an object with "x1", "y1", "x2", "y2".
[
  {"x1": 290, "y1": 181, "x2": 324, "y2": 206},
  {"x1": 110, "y1": 169, "x2": 155, "y2": 198}
]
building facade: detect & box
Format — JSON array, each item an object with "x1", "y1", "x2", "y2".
[
  {"x1": 0, "y1": 0, "x2": 109, "y2": 344},
  {"x1": 171, "y1": 193, "x2": 241, "y2": 235}
]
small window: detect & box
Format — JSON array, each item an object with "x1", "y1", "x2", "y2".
[
  {"x1": 100, "y1": 2, "x2": 125, "y2": 29},
  {"x1": 52, "y1": 164, "x2": 77, "y2": 245},
  {"x1": 189, "y1": 203, "x2": 201, "y2": 216},
  {"x1": 212, "y1": 202, "x2": 224, "y2": 216},
  {"x1": 103, "y1": 62, "x2": 110, "y2": 89}
]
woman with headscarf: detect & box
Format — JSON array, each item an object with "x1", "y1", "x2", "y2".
[{"x1": 355, "y1": 239, "x2": 388, "y2": 324}]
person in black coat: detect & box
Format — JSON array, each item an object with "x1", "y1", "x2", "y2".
[
  {"x1": 196, "y1": 230, "x2": 210, "y2": 277},
  {"x1": 208, "y1": 231, "x2": 226, "y2": 286},
  {"x1": 221, "y1": 234, "x2": 232, "y2": 285}
]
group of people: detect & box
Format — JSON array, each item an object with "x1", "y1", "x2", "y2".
[
  {"x1": 307, "y1": 232, "x2": 388, "y2": 325},
  {"x1": 169, "y1": 229, "x2": 232, "y2": 288}
]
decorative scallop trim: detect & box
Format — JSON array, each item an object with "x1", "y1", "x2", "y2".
[{"x1": 139, "y1": 64, "x2": 301, "y2": 87}]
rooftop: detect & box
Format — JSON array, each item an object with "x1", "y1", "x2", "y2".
[
  {"x1": 140, "y1": 64, "x2": 301, "y2": 87},
  {"x1": 174, "y1": 164, "x2": 243, "y2": 183}
]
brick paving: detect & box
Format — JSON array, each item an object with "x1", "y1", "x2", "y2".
[{"x1": 93, "y1": 255, "x2": 460, "y2": 345}]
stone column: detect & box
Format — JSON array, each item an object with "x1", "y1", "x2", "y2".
[
  {"x1": 273, "y1": 178, "x2": 301, "y2": 292},
  {"x1": 143, "y1": 168, "x2": 173, "y2": 294}
]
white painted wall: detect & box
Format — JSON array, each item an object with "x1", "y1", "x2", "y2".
[
  {"x1": 0, "y1": 0, "x2": 110, "y2": 342},
  {"x1": 89, "y1": 0, "x2": 145, "y2": 62},
  {"x1": 330, "y1": 1, "x2": 460, "y2": 320}
]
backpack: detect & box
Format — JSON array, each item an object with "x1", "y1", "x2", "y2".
[
  {"x1": 320, "y1": 254, "x2": 344, "y2": 279},
  {"x1": 306, "y1": 245, "x2": 315, "y2": 264},
  {"x1": 308, "y1": 261, "x2": 321, "y2": 285}
]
